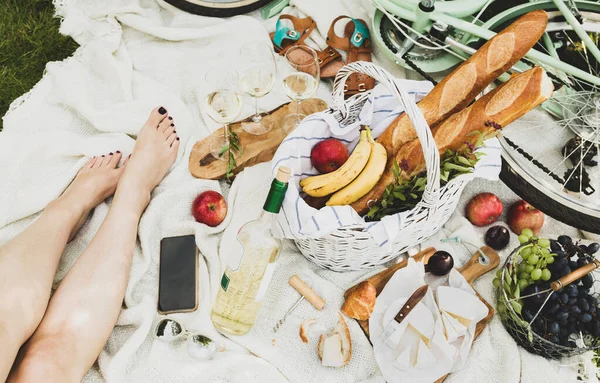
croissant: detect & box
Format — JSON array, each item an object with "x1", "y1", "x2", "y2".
[{"x1": 341, "y1": 280, "x2": 377, "y2": 320}]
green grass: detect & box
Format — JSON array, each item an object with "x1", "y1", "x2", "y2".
[{"x1": 0, "y1": 0, "x2": 78, "y2": 131}]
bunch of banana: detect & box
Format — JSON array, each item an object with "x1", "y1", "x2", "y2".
[
  {"x1": 327, "y1": 129, "x2": 387, "y2": 206},
  {"x1": 300, "y1": 127, "x2": 387, "y2": 206}
]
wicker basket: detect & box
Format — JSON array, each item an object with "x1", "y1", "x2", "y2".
[{"x1": 292, "y1": 62, "x2": 474, "y2": 271}]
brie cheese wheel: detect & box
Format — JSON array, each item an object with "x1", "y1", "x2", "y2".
[
  {"x1": 321, "y1": 333, "x2": 344, "y2": 367},
  {"x1": 392, "y1": 342, "x2": 414, "y2": 370},
  {"x1": 442, "y1": 310, "x2": 467, "y2": 338},
  {"x1": 405, "y1": 302, "x2": 435, "y2": 345},
  {"x1": 383, "y1": 298, "x2": 409, "y2": 328},
  {"x1": 385, "y1": 321, "x2": 408, "y2": 349},
  {"x1": 437, "y1": 286, "x2": 489, "y2": 327},
  {"x1": 441, "y1": 311, "x2": 459, "y2": 342},
  {"x1": 415, "y1": 339, "x2": 436, "y2": 368},
  {"x1": 395, "y1": 326, "x2": 420, "y2": 361}
]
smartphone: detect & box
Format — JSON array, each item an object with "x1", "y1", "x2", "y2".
[{"x1": 158, "y1": 235, "x2": 198, "y2": 314}]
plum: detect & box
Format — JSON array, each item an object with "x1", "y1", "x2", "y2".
[{"x1": 485, "y1": 225, "x2": 511, "y2": 250}]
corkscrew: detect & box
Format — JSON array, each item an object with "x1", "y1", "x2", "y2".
[{"x1": 273, "y1": 275, "x2": 326, "y2": 332}]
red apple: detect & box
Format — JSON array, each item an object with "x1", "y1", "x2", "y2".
[
  {"x1": 310, "y1": 139, "x2": 349, "y2": 174},
  {"x1": 465, "y1": 192, "x2": 503, "y2": 226},
  {"x1": 507, "y1": 200, "x2": 544, "y2": 235},
  {"x1": 192, "y1": 191, "x2": 227, "y2": 227}
]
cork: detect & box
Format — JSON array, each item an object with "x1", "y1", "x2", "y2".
[{"x1": 276, "y1": 166, "x2": 291, "y2": 183}]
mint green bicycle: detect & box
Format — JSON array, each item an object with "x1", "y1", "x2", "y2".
[{"x1": 373, "y1": 0, "x2": 600, "y2": 233}]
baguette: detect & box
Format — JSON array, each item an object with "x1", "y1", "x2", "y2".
[
  {"x1": 392, "y1": 67, "x2": 553, "y2": 196},
  {"x1": 378, "y1": 10, "x2": 548, "y2": 155},
  {"x1": 351, "y1": 10, "x2": 548, "y2": 214}
]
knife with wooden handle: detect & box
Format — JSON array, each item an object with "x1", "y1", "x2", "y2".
[{"x1": 394, "y1": 285, "x2": 429, "y2": 324}]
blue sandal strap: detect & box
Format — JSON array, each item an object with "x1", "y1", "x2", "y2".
[
  {"x1": 273, "y1": 19, "x2": 300, "y2": 49},
  {"x1": 349, "y1": 18, "x2": 370, "y2": 48}
]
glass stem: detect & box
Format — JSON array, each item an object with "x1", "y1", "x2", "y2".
[
  {"x1": 255, "y1": 97, "x2": 260, "y2": 120},
  {"x1": 297, "y1": 99, "x2": 301, "y2": 118}
]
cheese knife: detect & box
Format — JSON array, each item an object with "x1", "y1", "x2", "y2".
[
  {"x1": 382, "y1": 285, "x2": 429, "y2": 341},
  {"x1": 394, "y1": 285, "x2": 429, "y2": 324}
]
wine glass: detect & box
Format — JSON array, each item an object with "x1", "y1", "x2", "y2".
[
  {"x1": 204, "y1": 68, "x2": 243, "y2": 160},
  {"x1": 239, "y1": 41, "x2": 277, "y2": 135},
  {"x1": 282, "y1": 45, "x2": 320, "y2": 132}
]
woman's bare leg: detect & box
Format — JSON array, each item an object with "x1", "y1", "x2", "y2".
[
  {"x1": 8, "y1": 106, "x2": 179, "y2": 383},
  {"x1": 0, "y1": 152, "x2": 125, "y2": 382}
]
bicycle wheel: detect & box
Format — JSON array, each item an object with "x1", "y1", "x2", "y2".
[
  {"x1": 164, "y1": 0, "x2": 271, "y2": 17},
  {"x1": 374, "y1": 1, "x2": 600, "y2": 233},
  {"x1": 490, "y1": 4, "x2": 600, "y2": 234}
]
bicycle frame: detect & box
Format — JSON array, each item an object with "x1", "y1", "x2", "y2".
[
  {"x1": 384, "y1": 0, "x2": 490, "y2": 18},
  {"x1": 375, "y1": 0, "x2": 600, "y2": 87}
]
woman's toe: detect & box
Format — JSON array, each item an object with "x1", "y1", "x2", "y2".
[
  {"x1": 147, "y1": 106, "x2": 168, "y2": 128},
  {"x1": 108, "y1": 152, "x2": 122, "y2": 168},
  {"x1": 162, "y1": 125, "x2": 175, "y2": 139},
  {"x1": 166, "y1": 132, "x2": 178, "y2": 147},
  {"x1": 97, "y1": 155, "x2": 108, "y2": 167},
  {"x1": 91, "y1": 156, "x2": 103, "y2": 168},
  {"x1": 170, "y1": 137, "x2": 181, "y2": 151},
  {"x1": 86, "y1": 157, "x2": 97, "y2": 169},
  {"x1": 158, "y1": 117, "x2": 173, "y2": 133}
]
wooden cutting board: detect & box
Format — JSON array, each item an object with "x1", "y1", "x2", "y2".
[
  {"x1": 344, "y1": 246, "x2": 500, "y2": 383},
  {"x1": 189, "y1": 98, "x2": 327, "y2": 180}
]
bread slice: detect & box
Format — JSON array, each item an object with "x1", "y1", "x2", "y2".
[
  {"x1": 299, "y1": 318, "x2": 317, "y2": 343},
  {"x1": 317, "y1": 313, "x2": 352, "y2": 367},
  {"x1": 351, "y1": 10, "x2": 549, "y2": 214}
]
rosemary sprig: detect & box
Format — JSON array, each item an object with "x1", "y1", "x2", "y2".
[
  {"x1": 366, "y1": 137, "x2": 487, "y2": 221},
  {"x1": 219, "y1": 129, "x2": 241, "y2": 183}
]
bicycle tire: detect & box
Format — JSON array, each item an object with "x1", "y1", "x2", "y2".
[
  {"x1": 163, "y1": 0, "x2": 271, "y2": 17},
  {"x1": 500, "y1": 157, "x2": 600, "y2": 234}
]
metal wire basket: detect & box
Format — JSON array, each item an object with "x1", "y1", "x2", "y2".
[{"x1": 497, "y1": 238, "x2": 600, "y2": 359}]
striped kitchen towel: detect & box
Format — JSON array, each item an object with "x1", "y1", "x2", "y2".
[{"x1": 271, "y1": 82, "x2": 502, "y2": 248}]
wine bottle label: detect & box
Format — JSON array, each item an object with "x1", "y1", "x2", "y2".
[
  {"x1": 220, "y1": 273, "x2": 230, "y2": 292},
  {"x1": 255, "y1": 262, "x2": 277, "y2": 302}
]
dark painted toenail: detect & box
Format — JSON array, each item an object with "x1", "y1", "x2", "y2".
[
  {"x1": 168, "y1": 116, "x2": 173, "y2": 120},
  {"x1": 158, "y1": 107, "x2": 167, "y2": 115},
  {"x1": 110, "y1": 152, "x2": 113, "y2": 155},
  {"x1": 170, "y1": 123, "x2": 174, "y2": 127},
  {"x1": 173, "y1": 130, "x2": 176, "y2": 133},
  {"x1": 176, "y1": 137, "x2": 180, "y2": 141},
  {"x1": 102, "y1": 155, "x2": 105, "y2": 157},
  {"x1": 116, "y1": 150, "x2": 121, "y2": 153}
]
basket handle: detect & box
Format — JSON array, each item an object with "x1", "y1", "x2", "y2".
[
  {"x1": 332, "y1": 62, "x2": 441, "y2": 202},
  {"x1": 551, "y1": 259, "x2": 600, "y2": 291}
]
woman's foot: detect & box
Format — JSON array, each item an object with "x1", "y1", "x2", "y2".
[
  {"x1": 116, "y1": 106, "x2": 179, "y2": 214},
  {"x1": 53, "y1": 152, "x2": 127, "y2": 241}
]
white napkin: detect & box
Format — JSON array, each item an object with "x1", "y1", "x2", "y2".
[
  {"x1": 369, "y1": 259, "x2": 456, "y2": 383},
  {"x1": 437, "y1": 271, "x2": 490, "y2": 371},
  {"x1": 369, "y1": 257, "x2": 490, "y2": 382}
]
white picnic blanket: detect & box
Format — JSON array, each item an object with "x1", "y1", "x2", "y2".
[{"x1": 0, "y1": 0, "x2": 596, "y2": 382}]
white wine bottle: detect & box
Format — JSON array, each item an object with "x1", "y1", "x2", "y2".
[{"x1": 211, "y1": 167, "x2": 291, "y2": 335}]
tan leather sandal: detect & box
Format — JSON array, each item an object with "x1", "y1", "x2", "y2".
[
  {"x1": 327, "y1": 16, "x2": 375, "y2": 97},
  {"x1": 270, "y1": 15, "x2": 344, "y2": 79}
]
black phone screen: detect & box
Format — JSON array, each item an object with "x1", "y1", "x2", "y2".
[{"x1": 158, "y1": 235, "x2": 198, "y2": 313}]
